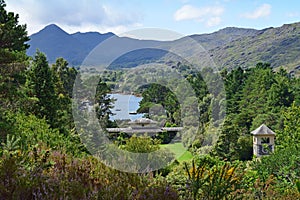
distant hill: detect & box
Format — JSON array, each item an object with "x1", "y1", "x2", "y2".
[
  {"x1": 187, "y1": 27, "x2": 259, "y2": 50},
  {"x1": 28, "y1": 24, "x2": 115, "y2": 65},
  {"x1": 27, "y1": 23, "x2": 300, "y2": 73},
  {"x1": 207, "y1": 23, "x2": 300, "y2": 72}
]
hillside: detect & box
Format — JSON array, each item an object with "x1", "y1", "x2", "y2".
[
  {"x1": 209, "y1": 22, "x2": 300, "y2": 72},
  {"x1": 187, "y1": 27, "x2": 259, "y2": 50},
  {"x1": 27, "y1": 22, "x2": 300, "y2": 73}
]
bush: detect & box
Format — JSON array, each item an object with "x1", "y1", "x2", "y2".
[
  {"x1": 0, "y1": 148, "x2": 179, "y2": 199},
  {"x1": 251, "y1": 144, "x2": 300, "y2": 194},
  {"x1": 166, "y1": 155, "x2": 244, "y2": 200},
  {"x1": 2, "y1": 112, "x2": 86, "y2": 157}
]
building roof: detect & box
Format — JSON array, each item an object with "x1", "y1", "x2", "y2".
[
  {"x1": 106, "y1": 127, "x2": 183, "y2": 134},
  {"x1": 107, "y1": 118, "x2": 183, "y2": 134},
  {"x1": 251, "y1": 124, "x2": 276, "y2": 136},
  {"x1": 106, "y1": 127, "x2": 163, "y2": 133},
  {"x1": 128, "y1": 118, "x2": 158, "y2": 125}
]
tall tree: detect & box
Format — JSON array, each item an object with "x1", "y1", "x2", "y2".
[
  {"x1": 277, "y1": 103, "x2": 300, "y2": 149},
  {"x1": 51, "y1": 58, "x2": 78, "y2": 133},
  {"x1": 292, "y1": 78, "x2": 300, "y2": 106},
  {"x1": 0, "y1": 0, "x2": 29, "y2": 109},
  {"x1": 213, "y1": 114, "x2": 240, "y2": 160},
  {"x1": 51, "y1": 58, "x2": 77, "y2": 98},
  {"x1": 223, "y1": 67, "x2": 246, "y2": 114},
  {"x1": 26, "y1": 51, "x2": 57, "y2": 127},
  {"x1": 268, "y1": 68, "x2": 294, "y2": 109},
  {"x1": 0, "y1": 0, "x2": 29, "y2": 53},
  {"x1": 237, "y1": 63, "x2": 274, "y2": 130},
  {"x1": 95, "y1": 78, "x2": 114, "y2": 128}
]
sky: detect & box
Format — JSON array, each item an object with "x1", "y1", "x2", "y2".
[{"x1": 5, "y1": 0, "x2": 300, "y2": 40}]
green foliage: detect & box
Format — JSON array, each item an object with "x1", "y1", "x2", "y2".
[
  {"x1": 160, "y1": 142, "x2": 193, "y2": 162},
  {"x1": 238, "y1": 63, "x2": 274, "y2": 127},
  {"x1": 167, "y1": 155, "x2": 244, "y2": 200},
  {"x1": 95, "y1": 78, "x2": 115, "y2": 128},
  {"x1": 1, "y1": 134, "x2": 20, "y2": 152},
  {"x1": 223, "y1": 67, "x2": 246, "y2": 114},
  {"x1": 268, "y1": 68, "x2": 294, "y2": 109},
  {"x1": 120, "y1": 135, "x2": 175, "y2": 172},
  {"x1": 154, "y1": 130, "x2": 177, "y2": 144},
  {"x1": 184, "y1": 160, "x2": 206, "y2": 200},
  {"x1": 0, "y1": 0, "x2": 29, "y2": 52},
  {"x1": 214, "y1": 63, "x2": 297, "y2": 161},
  {"x1": 138, "y1": 83, "x2": 180, "y2": 124},
  {"x1": 1, "y1": 3, "x2": 300, "y2": 198},
  {"x1": 122, "y1": 135, "x2": 160, "y2": 153},
  {"x1": 213, "y1": 114, "x2": 243, "y2": 160},
  {"x1": 293, "y1": 78, "x2": 300, "y2": 105},
  {"x1": 51, "y1": 57, "x2": 77, "y2": 98},
  {"x1": 277, "y1": 103, "x2": 300, "y2": 149},
  {"x1": 186, "y1": 72, "x2": 209, "y2": 101},
  {"x1": 0, "y1": 109, "x2": 14, "y2": 141},
  {"x1": 296, "y1": 181, "x2": 300, "y2": 193},
  {"x1": 251, "y1": 144, "x2": 300, "y2": 196},
  {"x1": 0, "y1": 0, "x2": 29, "y2": 110},
  {"x1": 0, "y1": 150, "x2": 179, "y2": 199},
  {"x1": 26, "y1": 51, "x2": 58, "y2": 127},
  {"x1": 51, "y1": 57, "x2": 78, "y2": 134},
  {"x1": 2, "y1": 112, "x2": 86, "y2": 156}
]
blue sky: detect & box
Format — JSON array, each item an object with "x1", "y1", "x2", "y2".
[{"x1": 6, "y1": 0, "x2": 300, "y2": 38}]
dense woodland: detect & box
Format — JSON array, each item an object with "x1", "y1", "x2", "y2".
[{"x1": 0, "y1": 1, "x2": 300, "y2": 199}]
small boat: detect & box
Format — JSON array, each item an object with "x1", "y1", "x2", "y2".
[
  {"x1": 129, "y1": 111, "x2": 137, "y2": 115},
  {"x1": 115, "y1": 109, "x2": 121, "y2": 111}
]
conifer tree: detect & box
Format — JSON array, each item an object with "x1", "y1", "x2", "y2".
[
  {"x1": 0, "y1": 0, "x2": 29, "y2": 109},
  {"x1": 26, "y1": 51, "x2": 57, "y2": 127}
]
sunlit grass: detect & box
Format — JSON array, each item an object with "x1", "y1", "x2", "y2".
[{"x1": 160, "y1": 142, "x2": 193, "y2": 162}]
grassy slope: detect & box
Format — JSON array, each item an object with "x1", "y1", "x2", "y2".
[{"x1": 160, "y1": 143, "x2": 193, "y2": 162}]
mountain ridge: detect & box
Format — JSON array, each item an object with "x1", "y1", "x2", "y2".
[{"x1": 27, "y1": 23, "x2": 300, "y2": 73}]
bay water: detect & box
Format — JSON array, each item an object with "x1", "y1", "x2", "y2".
[{"x1": 109, "y1": 93, "x2": 144, "y2": 120}]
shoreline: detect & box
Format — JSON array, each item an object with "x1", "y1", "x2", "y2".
[{"x1": 109, "y1": 91, "x2": 142, "y2": 97}]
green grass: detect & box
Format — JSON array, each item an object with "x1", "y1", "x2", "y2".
[{"x1": 160, "y1": 142, "x2": 193, "y2": 162}]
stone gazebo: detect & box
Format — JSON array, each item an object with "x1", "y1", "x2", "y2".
[
  {"x1": 251, "y1": 124, "x2": 276, "y2": 157},
  {"x1": 106, "y1": 118, "x2": 183, "y2": 136}
]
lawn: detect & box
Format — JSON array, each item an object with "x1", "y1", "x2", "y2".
[{"x1": 160, "y1": 142, "x2": 193, "y2": 162}]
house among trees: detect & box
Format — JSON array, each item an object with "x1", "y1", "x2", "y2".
[
  {"x1": 107, "y1": 118, "x2": 183, "y2": 136},
  {"x1": 251, "y1": 124, "x2": 276, "y2": 157}
]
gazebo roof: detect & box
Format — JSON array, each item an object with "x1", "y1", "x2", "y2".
[
  {"x1": 128, "y1": 118, "x2": 158, "y2": 125},
  {"x1": 251, "y1": 124, "x2": 276, "y2": 136}
]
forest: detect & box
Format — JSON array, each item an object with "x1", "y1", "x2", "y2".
[{"x1": 0, "y1": 1, "x2": 300, "y2": 199}]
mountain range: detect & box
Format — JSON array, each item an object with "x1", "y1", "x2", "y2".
[{"x1": 27, "y1": 23, "x2": 300, "y2": 73}]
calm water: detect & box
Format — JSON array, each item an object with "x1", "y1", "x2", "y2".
[{"x1": 109, "y1": 93, "x2": 144, "y2": 120}]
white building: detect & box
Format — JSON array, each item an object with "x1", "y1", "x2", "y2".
[{"x1": 251, "y1": 124, "x2": 276, "y2": 157}]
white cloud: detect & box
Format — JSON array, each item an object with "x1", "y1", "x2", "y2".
[
  {"x1": 6, "y1": 0, "x2": 143, "y2": 34},
  {"x1": 206, "y1": 17, "x2": 221, "y2": 27},
  {"x1": 174, "y1": 4, "x2": 224, "y2": 26},
  {"x1": 242, "y1": 4, "x2": 271, "y2": 19},
  {"x1": 286, "y1": 12, "x2": 299, "y2": 18}
]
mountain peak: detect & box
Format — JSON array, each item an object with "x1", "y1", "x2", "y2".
[
  {"x1": 44, "y1": 24, "x2": 64, "y2": 31},
  {"x1": 33, "y1": 24, "x2": 69, "y2": 36},
  {"x1": 44, "y1": 23, "x2": 61, "y2": 29}
]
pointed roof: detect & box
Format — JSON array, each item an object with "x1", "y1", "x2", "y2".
[{"x1": 251, "y1": 124, "x2": 276, "y2": 136}]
